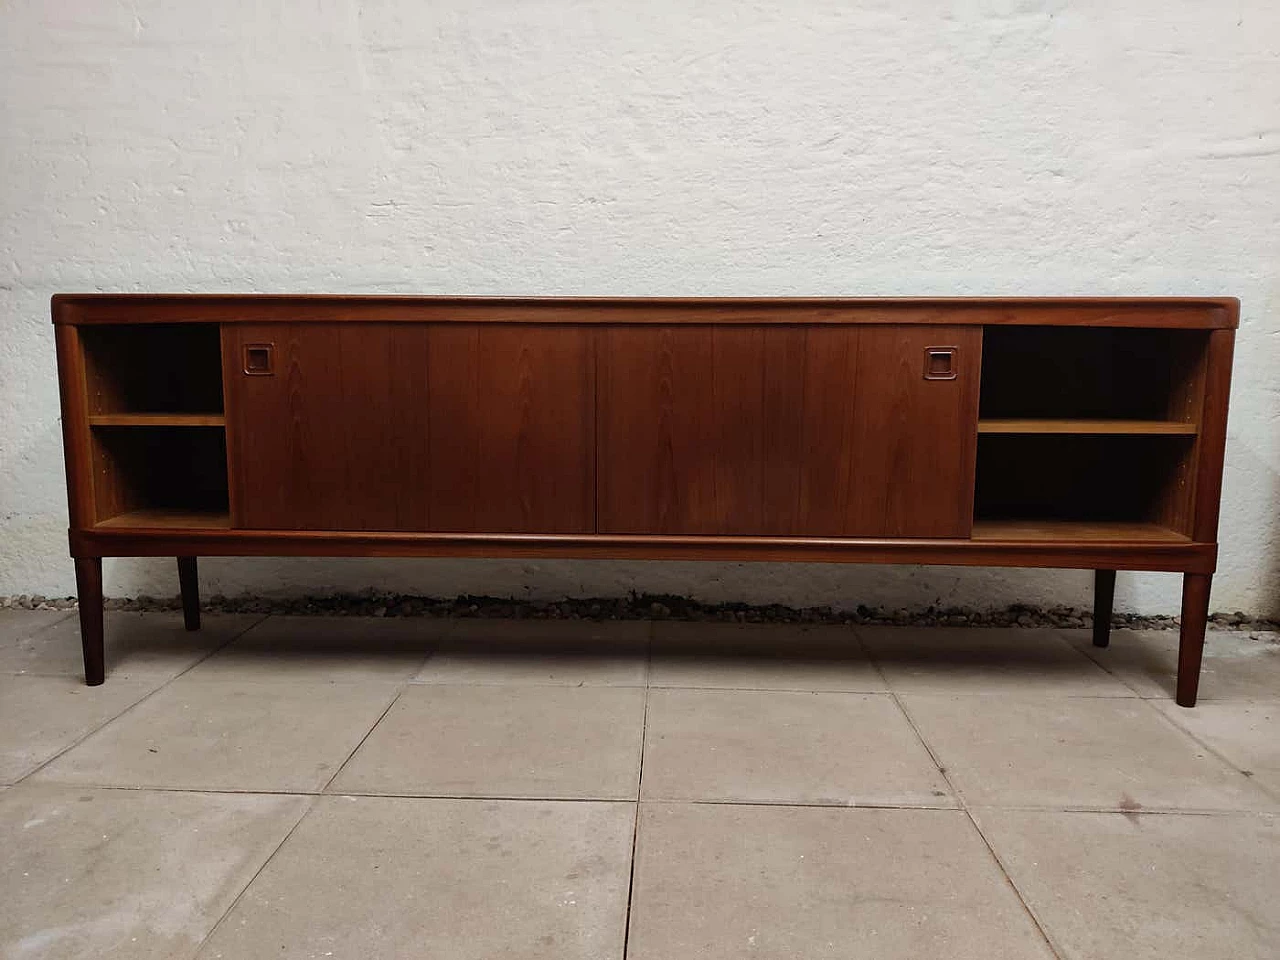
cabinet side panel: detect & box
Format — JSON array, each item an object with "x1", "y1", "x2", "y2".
[
  {"x1": 1191, "y1": 329, "x2": 1235, "y2": 545},
  {"x1": 1152, "y1": 332, "x2": 1211, "y2": 537},
  {"x1": 847, "y1": 326, "x2": 982, "y2": 537},
  {"x1": 55, "y1": 323, "x2": 96, "y2": 531}
]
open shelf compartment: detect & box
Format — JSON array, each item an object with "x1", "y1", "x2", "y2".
[
  {"x1": 81, "y1": 323, "x2": 224, "y2": 416},
  {"x1": 972, "y1": 431, "x2": 1196, "y2": 542},
  {"x1": 79, "y1": 323, "x2": 231, "y2": 529},
  {"x1": 973, "y1": 327, "x2": 1208, "y2": 540},
  {"x1": 979, "y1": 326, "x2": 1208, "y2": 426},
  {"x1": 89, "y1": 425, "x2": 230, "y2": 528}
]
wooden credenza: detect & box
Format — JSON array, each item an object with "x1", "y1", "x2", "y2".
[{"x1": 53, "y1": 296, "x2": 1237, "y2": 706}]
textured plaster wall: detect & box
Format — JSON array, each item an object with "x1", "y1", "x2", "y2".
[{"x1": 2, "y1": 0, "x2": 1278, "y2": 615}]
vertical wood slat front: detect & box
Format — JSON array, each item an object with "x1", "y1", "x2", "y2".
[
  {"x1": 425, "y1": 324, "x2": 596, "y2": 533},
  {"x1": 223, "y1": 323, "x2": 595, "y2": 532},
  {"x1": 597, "y1": 324, "x2": 982, "y2": 537},
  {"x1": 847, "y1": 326, "x2": 982, "y2": 537}
]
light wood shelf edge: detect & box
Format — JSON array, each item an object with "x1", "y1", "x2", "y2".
[
  {"x1": 95, "y1": 508, "x2": 232, "y2": 530},
  {"x1": 977, "y1": 419, "x2": 1197, "y2": 436},
  {"x1": 88, "y1": 413, "x2": 226, "y2": 427},
  {"x1": 971, "y1": 519, "x2": 1190, "y2": 543}
]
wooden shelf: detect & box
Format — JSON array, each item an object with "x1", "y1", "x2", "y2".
[
  {"x1": 89, "y1": 413, "x2": 226, "y2": 428},
  {"x1": 972, "y1": 520, "x2": 1190, "y2": 543},
  {"x1": 95, "y1": 508, "x2": 232, "y2": 530},
  {"x1": 977, "y1": 419, "x2": 1196, "y2": 436}
]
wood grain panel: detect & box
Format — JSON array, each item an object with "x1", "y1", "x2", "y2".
[
  {"x1": 226, "y1": 323, "x2": 594, "y2": 532},
  {"x1": 599, "y1": 326, "x2": 837, "y2": 535},
  {"x1": 793, "y1": 326, "x2": 861, "y2": 535},
  {"x1": 709, "y1": 327, "x2": 766, "y2": 531},
  {"x1": 599, "y1": 325, "x2": 977, "y2": 537},
  {"x1": 425, "y1": 325, "x2": 595, "y2": 533},
  {"x1": 597, "y1": 327, "x2": 714, "y2": 533},
  {"x1": 224, "y1": 323, "x2": 433, "y2": 530},
  {"x1": 847, "y1": 326, "x2": 981, "y2": 537},
  {"x1": 339, "y1": 324, "x2": 434, "y2": 530},
  {"x1": 759, "y1": 326, "x2": 814, "y2": 533}
]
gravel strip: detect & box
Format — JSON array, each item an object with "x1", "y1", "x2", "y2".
[{"x1": 2, "y1": 592, "x2": 1276, "y2": 636}]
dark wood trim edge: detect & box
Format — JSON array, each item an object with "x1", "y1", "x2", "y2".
[
  {"x1": 54, "y1": 324, "x2": 95, "y2": 528},
  {"x1": 69, "y1": 528, "x2": 1217, "y2": 573},
  {"x1": 51, "y1": 295, "x2": 1240, "y2": 329}
]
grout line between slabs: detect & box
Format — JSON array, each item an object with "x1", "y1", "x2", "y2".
[
  {"x1": 851, "y1": 624, "x2": 892, "y2": 692},
  {"x1": 24, "y1": 778, "x2": 1273, "y2": 817},
  {"x1": 637, "y1": 795, "x2": 957, "y2": 810},
  {"x1": 18, "y1": 778, "x2": 1273, "y2": 818},
  {"x1": 0, "y1": 608, "x2": 78, "y2": 653},
  {"x1": 857, "y1": 622, "x2": 1150, "y2": 700},
  {"x1": 1138, "y1": 694, "x2": 1280, "y2": 805},
  {"x1": 1061, "y1": 652, "x2": 1280, "y2": 807},
  {"x1": 644, "y1": 617, "x2": 654, "y2": 687},
  {"x1": 11, "y1": 613, "x2": 269, "y2": 787},
  {"x1": 188, "y1": 792, "x2": 318, "y2": 958},
  {"x1": 958, "y1": 803, "x2": 1066, "y2": 960},
  {"x1": 189, "y1": 644, "x2": 426, "y2": 958},
  {"x1": 1072, "y1": 641, "x2": 1154, "y2": 698},
  {"x1": 316, "y1": 655, "x2": 431, "y2": 795},
  {"x1": 887, "y1": 689, "x2": 1065, "y2": 960},
  {"x1": 646, "y1": 681, "x2": 892, "y2": 694},
  {"x1": 621, "y1": 630, "x2": 653, "y2": 960}
]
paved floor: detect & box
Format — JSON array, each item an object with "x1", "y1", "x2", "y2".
[{"x1": 2, "y1": 609, "x2": 1279, "y2": 959}]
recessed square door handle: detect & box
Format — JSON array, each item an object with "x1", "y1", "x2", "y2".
[
  {"x1": 923, "y1": 346, "x2": 958, "y2": 380},
  {"x1": 243, "y1": 343, "x2": 275, "y2": 375}
]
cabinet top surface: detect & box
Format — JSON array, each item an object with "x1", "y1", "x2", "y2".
[{"x1": 52, "y1": 294, "x2": 1239, "y2": 328}]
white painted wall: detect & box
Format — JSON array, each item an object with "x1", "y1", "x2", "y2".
[{"x1": 2, "y1": 0, "x2": 1278, "y2": 615}]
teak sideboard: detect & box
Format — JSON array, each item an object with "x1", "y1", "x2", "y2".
[{"x1": 52, "y1": 295, "x2": 1237, "y2": 706}]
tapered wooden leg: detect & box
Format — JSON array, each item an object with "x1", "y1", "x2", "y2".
[
  {"x1": 1092, "y1": 569, "x2": 1116, "y2": 648},
  {"x1": 177, "y1": 556, "x2": 200, "y2": 631},
  {"x1": 1176, "y1": 573, "x2": 1212, "y2": 708},
  {"x1": 74, "y1": 557, "x2": 104, "y2": 686}
]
